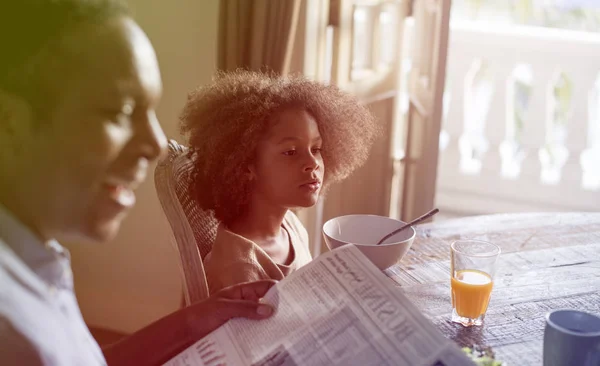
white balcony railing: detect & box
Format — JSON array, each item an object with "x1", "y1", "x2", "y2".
[{"x1": 435, "y1": 22, "x2": 600, "y2": 214}]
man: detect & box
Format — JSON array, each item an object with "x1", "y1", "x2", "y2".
[{"x1": 0, "y1": 1, "x2": 275, "y2": 365}]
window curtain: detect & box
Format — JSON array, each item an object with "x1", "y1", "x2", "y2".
[{"x1": 218, "y1": 0, "x2": 302, "y2": 74}]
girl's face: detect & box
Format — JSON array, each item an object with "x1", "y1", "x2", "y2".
[{"x1": 249, "y1": 107, "x2": 324, "y2": 209}]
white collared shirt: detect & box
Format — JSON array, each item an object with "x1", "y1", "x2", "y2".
[{"x1": 0, "y1": 205, "x2": 107, "y2": 365}]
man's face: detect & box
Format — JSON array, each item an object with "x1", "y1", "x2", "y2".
[{"x1": 9, "y1": 17, "x2": 166, "y2": 243}]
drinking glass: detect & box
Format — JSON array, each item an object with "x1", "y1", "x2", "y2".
[{"x1": 450, "y1": 239, "x2": 500, "y2": 327}]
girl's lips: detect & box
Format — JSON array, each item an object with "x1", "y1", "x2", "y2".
[{"x1": 300, "y1": 181, "x2": 321, "y2": 192}]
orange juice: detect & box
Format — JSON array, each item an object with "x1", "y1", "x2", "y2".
[{"x1": 451, "y1": 269, "x2": 493, "y2": 318}]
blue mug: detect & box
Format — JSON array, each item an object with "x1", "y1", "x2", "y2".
[{"x1": 543, "y1": 309, "x2": 600, "y2": 366}]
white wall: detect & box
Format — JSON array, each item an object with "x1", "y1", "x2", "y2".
[{"x1": 66, "y1": 0, "x2": 219, "y2": 334}]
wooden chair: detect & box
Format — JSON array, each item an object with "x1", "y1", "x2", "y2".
[{"x1": 154, "y1": 139, "x2": 219, "y2": 305}]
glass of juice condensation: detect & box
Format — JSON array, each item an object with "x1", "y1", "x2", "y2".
[{"x1": 450, "y1": 239, "x2": 501, "y2": 327}]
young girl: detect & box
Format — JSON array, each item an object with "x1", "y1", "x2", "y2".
[{"x1": 180, "y1": 70, "x2": 379, "y2": 294}]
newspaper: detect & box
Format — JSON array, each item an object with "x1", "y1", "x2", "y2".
[{"x1": 164, "y1": 245, "x2": 473, "y2": 366}]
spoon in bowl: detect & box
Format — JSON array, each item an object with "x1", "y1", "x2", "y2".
[{"x1": 376, "y1": 208, "x2": 440, "y2": 245}]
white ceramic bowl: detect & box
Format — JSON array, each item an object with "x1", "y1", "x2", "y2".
[{"x1": 322, "y1": 214, "x2": 416, "y2": 270}]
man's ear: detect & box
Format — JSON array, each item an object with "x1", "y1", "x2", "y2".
[{"x1": 0, "y1": 88, "x2": 35, "y2": 155}]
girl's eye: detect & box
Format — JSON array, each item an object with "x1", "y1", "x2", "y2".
[
  {"x1": 312, "y1": 147, "x2": 322, "y2": 154},
  {"x1": 283, "y1": 150, "x2": 297, "y2": 156}
]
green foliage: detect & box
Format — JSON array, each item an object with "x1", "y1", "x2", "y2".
[{"x1": 462, "y1": 346, "x2": 504, "y2": 366}]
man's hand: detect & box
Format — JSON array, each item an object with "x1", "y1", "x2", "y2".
[
  {"x1": 103, "y1": 280, "x2": 277, "y2": 366},
  {"x1": 185, "y1": 280, "x2": 277, "y2": 341}
]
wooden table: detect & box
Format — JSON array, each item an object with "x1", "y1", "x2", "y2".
[{"x1": 385, "y1": 212, "x2": 600, "y2": 365}]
